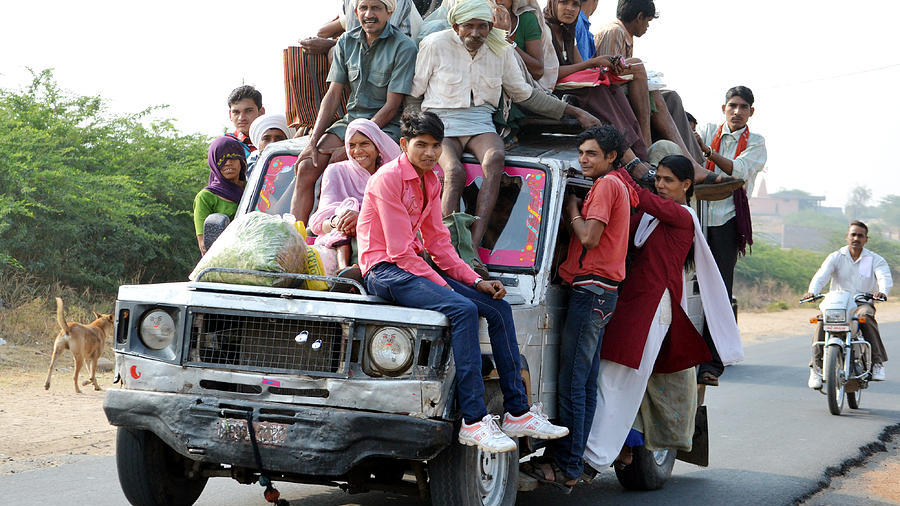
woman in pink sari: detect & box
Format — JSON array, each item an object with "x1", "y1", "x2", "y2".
[{"x1": 309, "y1": 118, "x2": 401, "y2": 274}]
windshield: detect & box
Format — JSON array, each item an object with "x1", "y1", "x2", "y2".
[
  {"x1": 457, "y1": 163, "x2": 547, "y2": 271},
  {"x1": 251, "y1": 154, "x2": 548, "y2": 272},
  {"x1": 254, "y1": 154, "x2": 297, "y2": 215}
]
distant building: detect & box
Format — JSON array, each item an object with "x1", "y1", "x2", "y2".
[
  {"x1": 749, "y1": 178, "x2": 843, "y2": 251},
  {"x1": 749, "y1": 179, "x2": 825, "y2": 216}
]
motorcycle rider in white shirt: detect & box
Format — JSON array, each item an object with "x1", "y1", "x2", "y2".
[{"x1": 803, "y1": 221, "x2": 892, "y2": 387}]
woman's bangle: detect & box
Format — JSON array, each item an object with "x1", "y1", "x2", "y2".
[
  {"x1": 571, "y1": 215, "x2": 583, "y2": 225},
  {"x1": 330, "y1": 215, "x2": 338, "y2": 228}
]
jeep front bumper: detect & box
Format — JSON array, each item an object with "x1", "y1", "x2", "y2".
[{"x1": 104, "y1": 388, "x2": 453, "y2": 477}]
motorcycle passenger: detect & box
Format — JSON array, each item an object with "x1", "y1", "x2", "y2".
[{"x1": 803, "y1": 221, "x2": 893, "y2": 387}]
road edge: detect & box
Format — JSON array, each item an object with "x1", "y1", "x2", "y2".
[{"x1": 793, "y1": 422, "x2": 900, "y2": 504}]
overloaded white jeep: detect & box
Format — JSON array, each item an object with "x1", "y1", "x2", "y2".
[{"x1": 104, "y1": 132, "x2": 708, "y2": 506}]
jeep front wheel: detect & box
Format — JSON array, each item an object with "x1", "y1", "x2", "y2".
[
  {"x1": 428, "y1": 382, "x2": 518, "y2": 506},
  {"x1": 116, "y1": 427, "x2": 208, "y2": 506}
]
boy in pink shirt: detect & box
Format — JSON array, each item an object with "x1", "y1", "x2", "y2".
[{"x1": 357, "y1": 111, "x2": 568, "y2": 453}]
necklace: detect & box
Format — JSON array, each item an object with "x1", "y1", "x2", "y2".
[{"x1": 506, "y1": 12, "x2": 519, "y2": 42}]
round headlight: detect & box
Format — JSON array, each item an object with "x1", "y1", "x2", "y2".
[
  {"x1": 368, "y1": 326, "x2": 414, "y2": 375},
  {"x1": 139, "y1": 310, "x2": 176, "y2": 350}
]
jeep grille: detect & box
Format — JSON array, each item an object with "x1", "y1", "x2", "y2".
[{"x1": 187, "y1": 311, "x2": 350, "y2": 376}]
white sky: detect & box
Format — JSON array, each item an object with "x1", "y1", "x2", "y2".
[{"x1": 3, "y1": 1, "x2": 899, "y2": 208}]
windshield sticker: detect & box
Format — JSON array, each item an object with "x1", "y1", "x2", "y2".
[{"x1": 256, "y1": 155, "x2": 298, "y2": 213}]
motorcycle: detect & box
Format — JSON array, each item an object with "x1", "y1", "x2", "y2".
[{"x1": 800, "y1": 291, "x2": 886, "y2": 415}]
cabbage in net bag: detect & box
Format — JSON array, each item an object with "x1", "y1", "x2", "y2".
[{"x1": 190, "y1": 212, "x2": 307, "y2": 287}]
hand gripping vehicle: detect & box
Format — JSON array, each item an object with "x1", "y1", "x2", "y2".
[
  {"x1": 104, "y1": 133, "x2": 712, "y2": 506},
  {"x1": 801, "y1": 291, "x2": 886, "y2": 415}
]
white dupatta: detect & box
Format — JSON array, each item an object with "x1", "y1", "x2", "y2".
[{"x1": 634, "y1": 206, "x2": 744, "y2": 366}]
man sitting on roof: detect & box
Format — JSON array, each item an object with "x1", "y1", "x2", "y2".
[
  {"x1": 594, "y1": 0, "x2": 740, "y2": 191},
  {"x1": 410, "y1": 0, "x2": 601, "y2": 248},
  {"x1": 290, "y1": 0, "x2": 418, "y2": 224}
]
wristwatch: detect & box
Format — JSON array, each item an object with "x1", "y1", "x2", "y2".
[{"x1": 472, "y1": 277, "x2": 483, "y2": 289}]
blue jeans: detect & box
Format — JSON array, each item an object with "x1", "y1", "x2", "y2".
[
  {"x1": 550, "y1": 285, "x2": 618, "y2": 480},
  {"x1": 365, "y1": 263, "x2": 530, "y2": 423}
]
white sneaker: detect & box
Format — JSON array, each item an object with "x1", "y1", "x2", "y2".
[
  {"x1": 808, "y1": 368, "x2": 823, "y2": 389},
  {"x1": 872, "y1": 363, "x2": 886, "y2": 381},
  {"x1": 500, "y1": 403, "x2": 569, "y2": 440},
  {"x1": 459, "y1": 415, "x2": 517, "y2": 453}
]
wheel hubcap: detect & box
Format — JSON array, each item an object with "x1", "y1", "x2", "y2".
[
  {"x1": 477, "y1": 448, "x2": 508, "y2": 505},
  {"x1": 652, "y1": 449, "x2": 670, "y2": 466}
]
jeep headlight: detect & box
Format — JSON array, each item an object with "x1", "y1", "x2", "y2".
[
  {"x1": 824, "y1": 309, "x2": 846, "y2": 324},
  {"x1": 368, "y1": 326, "x2": 414, "y2": 376},
  {"x1": 139, "y1": 310, "x2": 176, "y2": 350}
]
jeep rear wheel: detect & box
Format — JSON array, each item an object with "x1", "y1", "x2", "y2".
[
  {"x1": 116, "y1": 427, "x2": 208, "y2": 506},
  {"x1": 428, "y1": 382, "x2": 518, "y2": 506},
  {"x1": 614, "y1": 446, "x2": 676, "y2": 491}
]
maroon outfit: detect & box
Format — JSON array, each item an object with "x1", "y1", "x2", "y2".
[{"x1": 599, "y1": 169, "x2": 711, "y2": 373}]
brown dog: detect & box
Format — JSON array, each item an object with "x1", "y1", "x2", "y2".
[{"x1": 44, "y1": 297, "x2": 114, "y2": 393}]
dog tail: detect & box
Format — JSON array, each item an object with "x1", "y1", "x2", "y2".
[{"x1": 56, "y1": 297, "x2": 68, "y2": 334}]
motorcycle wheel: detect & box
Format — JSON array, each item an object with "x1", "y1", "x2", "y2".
[
  {"x1": 825, "y1": 346, "x2": 845, "y2": 415},
  {"x1": 848, "y1": 388, "x2": 861, "y2": 409}
]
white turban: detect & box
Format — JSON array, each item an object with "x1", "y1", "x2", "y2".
[
  {"x1": 447, "y1": 0, "x2": 510, "y2": 55},
  {"x1": 350, "y1": 0, "x2": 397, "y2": 13},
  {"x1": 249, "y1": 114, "x2": 295, "y2": 150}
]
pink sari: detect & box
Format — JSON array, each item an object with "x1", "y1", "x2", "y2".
[{"x1": 308, "y1": 119, "x2": 401, "y2": 244}]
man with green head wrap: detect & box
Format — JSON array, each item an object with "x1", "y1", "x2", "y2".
[{"x1": 410, "y1": 0, "x2": 601, "y2": 248}]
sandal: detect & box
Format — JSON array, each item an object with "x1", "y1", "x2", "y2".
[
  {"x1": 520, "y1": 457, "x2": 574, "y2": 493},
  {"x1": 698, "y1": 371, "x2": 720, "y2": 386}
]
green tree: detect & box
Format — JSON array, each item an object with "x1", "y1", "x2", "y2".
[
  {"x1": 0, "y1": 70, "x2": 209, "y2": 292},
  {"x1": 844, "y1": 185, "x2": 872, "y2": 220}
]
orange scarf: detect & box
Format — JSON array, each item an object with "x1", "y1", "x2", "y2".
[{"x1": 706, "y1": 124, "x2": 753, "y2": 255}]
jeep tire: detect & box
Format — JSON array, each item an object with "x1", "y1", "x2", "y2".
[
  {"x1": 614, "y1": 446, "x2": 676, "y2": 491},
  {"x1": 428, "y1": 381, "x2": 518, "y2": 506},
  {"x1": 116, "y1": 427, "x2": 208, "y2": 506}
]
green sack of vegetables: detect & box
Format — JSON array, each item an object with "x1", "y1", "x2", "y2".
[{"x1": 189, "y1": 212, "x2": 307, "y2": 287}]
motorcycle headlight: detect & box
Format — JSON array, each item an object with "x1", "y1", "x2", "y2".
[
  {"x1": 368, "y1": 326, "x2": 414, "y2": 376},
  {"x1": 824, "y1": 309, "x2": 847, "y2": 324},
  {"x1": 139, "y1": 309, "x2": 176, "y2": 350}
]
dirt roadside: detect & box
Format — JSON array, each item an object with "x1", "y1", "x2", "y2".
[{"x1": 1, "y1": 302, "x2": 899, "y2": 485}]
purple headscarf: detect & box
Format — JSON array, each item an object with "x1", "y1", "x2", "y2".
[{"x1": 205, "y1": 136, "x2": 247, "y2": 203}]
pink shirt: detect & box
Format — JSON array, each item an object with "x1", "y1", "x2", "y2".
[{"x1": 357, "y1": 154, "x2": 479, "y2": 288}]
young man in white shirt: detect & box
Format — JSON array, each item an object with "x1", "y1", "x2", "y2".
[
  {"x1": 803, "y1": 221, "x2": 893, "y2": 386},
  {"x1": 694, "y1": 85, "x2": 767, "y2": 385}
]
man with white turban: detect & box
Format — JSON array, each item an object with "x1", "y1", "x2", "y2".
[
  {"x1": 410, "y1": 0, "x2": 601, "y2": 248},
  {"x1": 246, "y1": 114, "x2": 296, "y2": 176},
  {"x1": 290, "y1": 0, "x2": 418, "y2": 224}
]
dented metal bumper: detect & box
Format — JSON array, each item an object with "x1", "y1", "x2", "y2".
[{"x1": 104, "y1": 388, "x2": 453, "y2": 477}]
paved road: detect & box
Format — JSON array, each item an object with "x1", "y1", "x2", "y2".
[{"x1": 2, "y1": 322, "x2": 898, "y2": 505}]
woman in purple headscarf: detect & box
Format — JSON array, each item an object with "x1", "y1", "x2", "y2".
[
  {"x1": 309, "y1": 118, "x2": 400, "y2": 274},
  {"x1": 193, "y1": 136, "x2": 247, "y2": 254}
]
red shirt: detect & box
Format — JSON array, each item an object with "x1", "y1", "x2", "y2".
[
  {"x1": 558, "y1": 175, "x2": 631, "y2": 284},
  {"x1": 357, "y1": 154, "x2": 479, "y2": 287}
]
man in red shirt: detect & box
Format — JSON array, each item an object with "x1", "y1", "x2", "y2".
[
  {"x1": 357, "y1": 111, "x2": 568, "y2": 453},
  {"x1": 530, "y1": 125, "x2": 635, "y2": 489}
]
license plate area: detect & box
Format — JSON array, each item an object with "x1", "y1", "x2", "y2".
[
  {"x1": 824, "y1": 325, "x2": 850, "y2": 332},
  {"x1": 216, "y1": 418, "x2": 289, "y2": 445}
]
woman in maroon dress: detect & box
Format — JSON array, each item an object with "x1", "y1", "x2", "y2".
[{"x1": 582, "y1": 155, "x2": 742, "y2": 469}]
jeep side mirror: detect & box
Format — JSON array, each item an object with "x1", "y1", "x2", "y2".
[{"x1": 203, "y1": 213, "x2": 231, "y2": 252}]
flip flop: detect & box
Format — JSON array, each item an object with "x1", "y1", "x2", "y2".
[
  {"x1": 698, "y1": 371, "x2": 720, "y2": 386},
  {"x1": 520, "y1": 458, "x2": 574, "y2": 494}
]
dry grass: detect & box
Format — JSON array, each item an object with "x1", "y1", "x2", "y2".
[
  {"x1": 0, "y1": 271, "x2": 115, "y2": 348},
  {"x1": 734, "y1": 278, "x2": 803, "y2": 313}
]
